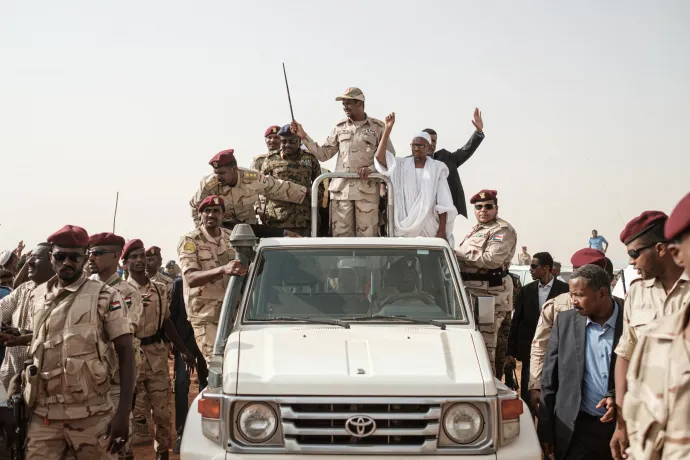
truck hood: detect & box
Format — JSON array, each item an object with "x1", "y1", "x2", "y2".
[{"x1": 229, "y1": 326, "x2": 493, "y2": 396}]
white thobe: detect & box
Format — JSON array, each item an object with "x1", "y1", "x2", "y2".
[{"x1": 375, "y1": 152, "x2": 458, "y2": 245}]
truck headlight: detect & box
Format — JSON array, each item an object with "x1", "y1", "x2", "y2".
[
  {"x1": 443, "y1": 403, "x2": 484, "y2": 444},
  {"x1": 237, "y1": 403, "x2": 278, "y2": 443}
]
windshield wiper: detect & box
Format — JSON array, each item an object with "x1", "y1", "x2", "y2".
[
  {"x1": 339, "y1": 315, "x2": 446, "y2": 330},
  {"x1": 255, "y1": 316, "x2": 350, "y2": 328}
]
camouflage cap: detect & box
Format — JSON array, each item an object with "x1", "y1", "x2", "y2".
[{"x1": 335, "y1": 87, "x2": 365, "y2": 102}]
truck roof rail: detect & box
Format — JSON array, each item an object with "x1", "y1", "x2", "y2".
[{"x1": 310, "y1": 172, "x2": 395, "y2": 238}]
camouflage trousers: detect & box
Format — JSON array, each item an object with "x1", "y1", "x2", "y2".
[
  {"x1": 192, "y1": 321, "x2": 218, "y2": 365},
  {"x1": 331, "y1": 199, "x2": 379, "y2": 237},
  {"x1": 480, "y1": 311, "x2": 508, "y2": 377},
  {"x1": 25, "y1": 412, "x2": 116, "y2": 459},
  {"x1": 494, "y1": 312, "x2": 512, "y2": 381},
  {"x1": 133, "y1": 343, "x2": 171, "y2": 453}
]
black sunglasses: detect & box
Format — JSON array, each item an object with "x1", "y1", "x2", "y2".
[
  {"x1": 475, "y1": 203, "x2": 495, "y2": 210},
  {"x1": 627, "y1": 242, "x2": 661, "y2": 259},
  {"x1": 52, "y1": 252, "x2": 83, "y2": 263},
  {"x1": 530, "y1": 263, "x2": 542, "y2": 269}
]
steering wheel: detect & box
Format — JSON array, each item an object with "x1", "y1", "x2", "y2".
[{"x1": 380, "y1": 292, "x2": 436, "y2": 306}]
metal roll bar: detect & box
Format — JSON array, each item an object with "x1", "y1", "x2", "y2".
[{"x1": 310, "y1": 172, "x2": 395, "y2": 237}]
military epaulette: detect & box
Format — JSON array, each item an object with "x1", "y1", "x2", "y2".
[
  {"x1": 205, "y1": 174, "x2": 219, "y2": 188},
  {"x1": 369, "y1": 117, "x2": 386, "y2": 128},
  {"x1": 240, "y1": 168, "x2": 260, "y2": 183},
  {"x1": 336, "y1": 118, "x2": 349, "y2": 126}
]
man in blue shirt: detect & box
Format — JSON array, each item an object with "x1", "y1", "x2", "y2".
[
  {"x1": 588, "y1": 230, "x2": 609, "y2": 253},
  {"x1": 538, "y1": 264, "x2": 622, "y2": 460}
]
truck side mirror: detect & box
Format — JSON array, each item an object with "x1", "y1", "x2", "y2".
[{"x1": 474, "y1": 296, "x2": 495, "y2": 326}]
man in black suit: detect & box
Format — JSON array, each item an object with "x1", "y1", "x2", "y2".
[
  {"x1": 422, "y1": 108, "x2": 484, "y2": 218},
  {"x1": 507, "y1": 252, "x2": 569, "y2": 406},
  {"x1": 170, "y1": 276, "x2": 208, "y2": 453},
  {"x1": 538, "y1": 265, "x2": 623, "y2": 460}
]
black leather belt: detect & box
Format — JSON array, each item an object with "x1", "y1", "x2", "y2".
[
  {"x1": 460, "y1": 269, "x2": 508, "y2": 287},
  {"x1": 140, "y1": 332, "x2": 163, "y2": 346}
]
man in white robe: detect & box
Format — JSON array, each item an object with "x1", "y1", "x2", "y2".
[{"x1": 373, "y1": 113, "x2": 458, "y2": 245}]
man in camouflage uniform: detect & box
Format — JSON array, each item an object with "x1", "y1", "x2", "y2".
[
  {"x1": 260, "y1": 124, "x2": 321, "y2": 236},
  {"x1": 190, "y1": 149, "x2": 309, "y2": 227},
  {"x1": 178, "y1": 196, "x2": 248, "y2": 364},
  {"x1": 495, "y1": 268, "x2": 521, "y2": 382},
  {"x1": 17, "y1": 225, "x2": 135, "y2": 459},
  {"x1": 146, "y1": 246, "x2": 174, "y2": 300},
  {"x1": 610, "y1": 211, "x2": 690, "y2": 459},
  {"x1": 251, "y1": 125, "x2": 281, "y2": 224},
  {"x1": 456, "y1": 190, "x2": 517, "y2": 377},
  {"x1": 621, "y1": 192, "x2": 690, "y2": 460},
  {"x1": 124, "y1": 239, "x2": 195, "y2": 460},
  {"x1": 292, "y1": 87, "x2": 395, "y2": 237}
]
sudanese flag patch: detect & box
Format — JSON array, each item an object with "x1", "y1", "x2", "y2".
[{"x1": 109, "y1": 300, "x2": 122, "y2": 312}]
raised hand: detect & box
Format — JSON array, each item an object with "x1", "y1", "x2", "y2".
[
  {"x1": 291, "y1": 120, "x2": 307, "y2": 139},
  {"x1": 472, "y1": 108, "x2": 483, "y2": 132},
  {"x1": 385, "y1": 112, "x2": 395, "y2": 130}
]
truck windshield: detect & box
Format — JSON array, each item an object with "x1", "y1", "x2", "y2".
[{"x1": 243, "y1": 247, "x2": 467, "y2": 324}]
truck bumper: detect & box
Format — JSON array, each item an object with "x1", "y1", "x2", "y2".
[{"x1": 181, "y1": 398, "x2": 541, "y2": 460}]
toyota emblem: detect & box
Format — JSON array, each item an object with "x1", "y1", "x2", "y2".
[{"x1": 344, "y1": 416, "x2": 377, "y2": 438}]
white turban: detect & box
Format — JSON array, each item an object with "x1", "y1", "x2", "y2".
[{"x1": 413, "y1": 132, "x2": 432, "y2": 145}]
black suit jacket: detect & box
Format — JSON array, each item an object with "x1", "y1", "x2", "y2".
[
  {"x1": 537, "y1": 298, "x2": 624, "y2": 460},
  {"x1": 169, "y1": 277, "x2": 202, "y2": 356},
  {"x1": 430, "y1": 131, "x2": 484, "y2": 217},
  {"x1": 507, "y1": 278, "x2": 569, "y2": 361}
]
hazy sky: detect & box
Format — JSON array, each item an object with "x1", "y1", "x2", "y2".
[{"x1": 1, "y1": 0, "x2": 689, "y2": 268}]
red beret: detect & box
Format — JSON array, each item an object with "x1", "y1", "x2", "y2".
[
  {"x1": 209, "y1": 149, "x2": 235, "y2": 168},
  {"x1": 470, "y1": 189, "x2": 498, "y2": 204},
  {"x1": 620, "y1": 211, "x2": 668, "y2": 245},
  {"x1": 665, "y1": 192, "x2": 690, "y2": 240},
  {"x1": 88, "y1": 232, "x2": 126, "y2": 248},
  {"x1": 570, "y1": 248, "x2": 606, "y2": 268},
  {"x1": 198, "y1": 195, "x2": 225, "y2": 213},
  {"x1": 47, "y1": 225, "x2": 89, "y2": 248},
  {"x1": 264, "y1": 125, "x2": 280, "y2": 137},
  {"x1": 146, "y1": 246, "x2": 161, "y2": 257},
  {"x1": 121, "y1": 239, "x2": 144, "y2": 260}
]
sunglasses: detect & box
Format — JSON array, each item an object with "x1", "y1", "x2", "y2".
[
  {"x1": 530, "y1": 263, "x2": 542, "y2": 269},
  {"x1": 627, "y1": 242, "x2": 660, "y2": 259},
  {"x1": 52, "y1": 252, "x2": 83, "y2": 263},
  {"x1": 410, "y1": 143, "x2": 427, "y2": 149},
  {"x1": 475, "y1": 204, "x2": 495, "y2": 210},
  {"x1": 88, "y1": 249, "x2": 117, "y2": 257}
]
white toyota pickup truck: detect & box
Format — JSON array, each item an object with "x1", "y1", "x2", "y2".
[{"x1": 181, "y1": 173, "x2": 541, "y2": 459}]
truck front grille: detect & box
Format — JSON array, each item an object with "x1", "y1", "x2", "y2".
[{"x1": 280, "y1": 402, "x2": 441, "y2": 452}]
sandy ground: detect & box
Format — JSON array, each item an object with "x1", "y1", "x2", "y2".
[{"x1": 132, "y1": 360, "x2": 525, "y2": 460}]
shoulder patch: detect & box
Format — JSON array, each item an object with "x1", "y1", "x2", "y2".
[
  {"x1": 182, "y1": 241, "x2": 196, "y2": 254},
  {"x1": 108, "y1": 300, "x2": 122, "y2": 312}
]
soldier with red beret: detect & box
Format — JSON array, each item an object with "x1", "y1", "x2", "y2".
[
  {"x1": 456, "y1": 189, "x2": 518, "y2": 376},
  {"x1": 145, "y1": 246, "x2": 174, "y2": 301},
  {"x1": 610, "y1": 210, "x2": 690, "y2": 458},
  {"x1": 86, "y1": 232, "x2": 144, "y2": 459},
  {"x1": 178, "y1": 196, "x2": 248, "y2": 365},
  {"x1": 17, "y1": 225, "x2": 136, "y2": 458},
  {"x1": 620, "y1": 194, "x2": 690, "y2": 459},
  {"x1": 527, "y1": 248, "x2": 619, "y2": 413},
  {"x1": 124, "y1": 239, "x2": 195, "y2": 459},
  {"x1": 190, "y1": 148, "x2": 310, "y2": 228}
]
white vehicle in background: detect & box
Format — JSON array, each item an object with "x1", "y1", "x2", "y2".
[{"x1": 181, "y1": 173, "x2": 541, "y2": 459}]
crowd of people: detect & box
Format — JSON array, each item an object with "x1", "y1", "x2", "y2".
[{"x1": 0, "y1": 84, "x2": 688, "y2": 460}]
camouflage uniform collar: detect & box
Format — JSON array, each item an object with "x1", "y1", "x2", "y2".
[
  {"x1": 200, "y1": 224, "x2": 223, "y2": 246},
  {"x1": 127, "y1": 275, "x2": 149, "y2": 290},
  {"x1": 643, "y1": 272, "x2": 689, "y2": 289},
  {"x1": 52, "y1": 272, "x2": 88, "y2": 293}
]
